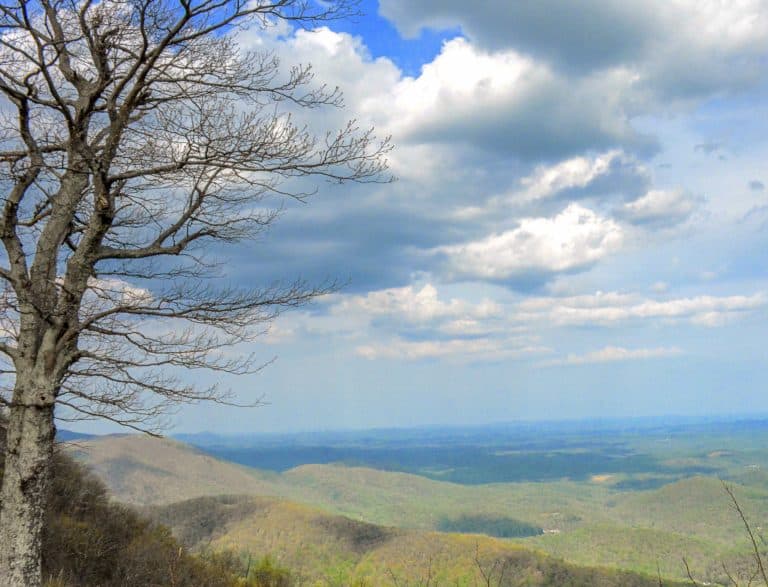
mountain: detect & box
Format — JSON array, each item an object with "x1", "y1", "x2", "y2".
[
  {"x1": 71, "y1": 433, "x2": 764, "y2": 584},
  {"x1": 68, "y1": 433, "x2": 282, "y2": 505},
  {"x1": 55, "y1": 427, "x2": 96, "y2": 442}
]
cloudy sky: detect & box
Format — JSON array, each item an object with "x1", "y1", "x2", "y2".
[{"x1": 85, "y1": 0, "x2": 768, "y2": 434}]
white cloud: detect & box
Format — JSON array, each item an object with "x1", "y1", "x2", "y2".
[
  {"x1": 259, "y1": 323, "x2": 297, "y2": 345},
  {"x1": 264, "y1": 285, "x2": 507, "y2": 347},
  {"x1": 436, "y1": 204, "x2": 624, "y2": 281},
  {"x1": 65, "y1": 277, "x2": 155, "y2": 322},
  {"x1": 301, "y1": 284, "x2": 541, "y2": 362},
  {"x1": 518, "y1": 150, "x2": 627, "y2": 201},
  {"x1": 224, "y1": 16, "x2": 766, "y2": 351},
  {"x1": 379, "y1": 0, "x2": 768, "y2": 102},
  {"x1": 387, "y1": 37, "x2": 537, "y2": 135},
  {"x1": 308, "y1": 285, "x2": 537, "y2": 362},
  {"x1": 251, "y1": 28, "x2": 648, "y2": 161},
  {"x1": 379, "y1": 0, "x2": 657, "y2": 67},
  {"x1": 356, "y1": 337, "x2": 549, "y2": 362},
  {"x1": 386, "y1": 38, "x2": 646, "y2": 158},
  {"x1": 541, "y1": 345, "x2": 683, "y2": 366},
  {"x1": 237, "y1": 26, "x2": 401, "y2": 136},
  {"x1": 224, "y1": 19, "x2": 730, "y2": 297},
  {"x1": 85, "y1": 278, "x2": 153, "y2": 306},
  {"x1": 646, "y1": 0, "x2": 768, "y2": 98},
  {"x1": 267, "y1": 283, "x2": 765, "y2": 368},
  {"x1": 620, "y1": 189, "x2": 700, "y2": 226},
  {"x1": 517, "y1": 291, "x2": 767, "y2": 327},
  {"x1": 332, "y1": 284, "x2": 501, "y2": 325}
]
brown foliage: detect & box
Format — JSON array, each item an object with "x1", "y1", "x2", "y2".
[{"x1": 0, "y1": 422, "x2": 246, "y2": 586}]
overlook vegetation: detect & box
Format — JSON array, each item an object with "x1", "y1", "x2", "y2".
[
  {"x1": 0, "y1": 422, "x2": 291, "y2": 586},
  {"x1": 436, "y1": 515, "x2": 544, "y2": 538},
  {"x1": 0, "y1": 422, "x2": 686, "y2": 585},
  {"x1": 69, "y1": 420, "x2": 768, "y2": 584},
  {"x1": 148, "y1": 494, "x2": 683, "y2": 586},
  {"x1": 5, "y1": 417, "x2": 768, "y2": 584}
]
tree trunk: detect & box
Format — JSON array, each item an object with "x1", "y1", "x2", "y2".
[{"x1": 0, "y1": 388, "x2": 56, "y2": 587}]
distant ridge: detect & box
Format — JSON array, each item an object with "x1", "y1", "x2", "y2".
[
  {"x1": 175, "y1": 414, "x2": 768, "y2": 448},
  {"x1": 55, "y1": 428, "x2": 96, "y2": 442},
  {"x1": 67, "y1": 433, "x2": 281, "y2": 505}
]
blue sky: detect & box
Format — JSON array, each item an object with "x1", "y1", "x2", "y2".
[{"x1": 76, "y1": 0, "x2": 768, "y2": 434}]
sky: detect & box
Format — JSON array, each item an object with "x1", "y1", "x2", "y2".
[{"x1": 76, "y1": 0, "x2": 768, "y2": 435}]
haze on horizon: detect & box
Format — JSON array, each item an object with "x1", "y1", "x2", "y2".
[{"x1": 66, "y1": 0, "x2": 768, "y2": 436}]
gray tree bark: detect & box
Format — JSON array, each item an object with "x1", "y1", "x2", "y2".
[{"x1": 0, "y1": 387, "x2": 55, "y2": 587}]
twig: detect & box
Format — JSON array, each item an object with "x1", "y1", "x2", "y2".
[
  {"x1": 683, "y1": 557, "x2": 700, "y2": 586},
  {"x1": 723, "y1": 481, "x2": 768, "y2": 586}
]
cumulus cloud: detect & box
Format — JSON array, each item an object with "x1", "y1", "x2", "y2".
[
  {"x1": 515, "y1": 150, "x2": 649, "y2": 202},
  {"x1": 435, "y1": 204, "x2": 623, "y2": 283},
  {"x1": 72, "y1": 278, "x2": 154, "y2": 322},
  {"x1": 540, "y1": 345, "x2": 683, "y2": 366},
  {"x1": 307, "y1": 284, "x2": 542, "y2": 362},
  {"x1": 379, "y1": 0, "x2": 768, "y2": 101},
  {"x1": 387, "y1": 38, "x2": 650, "y2": 159},
  {"x1": 645, "y1": 1, "x2": 768, "y2": 100},
  {"x1": 251, "y1": 27, "x2": 654, "y2": 161},
  {"x1": 267, "y1": 283, "x2": 766, "y2": 366},
  {"x1": 332, "y1": 286, "x2": 768, "y2": 334},
  {"x1": 379, "y1": 0, "x2": 656, "y2": 70},
  {"x1": 238, "y1": 26, "x2": 401, "y2": 132},
  {"x1": 331, "y1": 284, "x2": 501, "y2": 326},
  {"x1": 448, "y1": 149, "x2": 651, "y2": 231},
  {"x1": 213, "y1": 11, "x2": 760, "y2": 303},
  {"x1": 619, "y1": 189, "x2": 701, "y2": 227},
  {"x1": 519, "y1": 150, "x2": 624, "y2": 200}
]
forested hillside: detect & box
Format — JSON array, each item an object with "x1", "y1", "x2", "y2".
[
  {"x1": 150, "y1": 494, "x2": 685, "y2": 587},
  {"x1": 0, "y1": 420, "x2": 691, "y2": 586},
  {"x1": 0, "y1": 421, "x2": 282, "y2": 586},
  {"x1": 69, "y1": 427, "x2": 768, "y2": 584}
]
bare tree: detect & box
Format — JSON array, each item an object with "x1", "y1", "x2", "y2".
[
  {"x1": 723, "y1": 481, "x2": 768, "y2": 586},
  {"x1": 387, "y1": 556, "x2": 437, "y2": 587},
  {"x1": 473, "y1": 543, "x2": 510, "y2": 587},
  {"x1": 682, "y1": 482, "x2": 768, "y2": 587},
  {"x1": 0, "y1": 1, "x2": 389, "y2": 584}
]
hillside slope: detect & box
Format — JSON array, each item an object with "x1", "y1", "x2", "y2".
[
  {"x1": 611, "y1": 475, "x2": 768, "y2": 545},
  {"x1": 69, "y1": 434, "x2": 282, "y2": 505},
  {"x1": 70, "y1": 435, "x2": 608, "y2": 532},
  {"x1": 151, "y1": 494, "x2": 683, "y2": 587},
  {"x1": 73, "y1": 433, "x2": 765, "y2": 583}
]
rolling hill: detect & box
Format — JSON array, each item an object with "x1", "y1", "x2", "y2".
[
  {"x1": 70, "y1": 433, "x2": 767, "y2": 583},
  {"x1": 67, "y1": 434, "x2": 282, "y2": 505},
  {"x1": 150, "y1": 494, "x2": 684, "y2": 586}
]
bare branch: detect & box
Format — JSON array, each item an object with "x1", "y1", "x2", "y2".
[
  {"x1": 0, "y1": 0, "x2": 388, "y2": 428},
  {"x1": 723, "y1": 481, "x2": 768, "y2": 586},
  {"x1": 0, "y1": 3, "x2": 389, "y2": 579},
  {"x1": 683, "y1": 557, "x2": 700, "y2": 587}
]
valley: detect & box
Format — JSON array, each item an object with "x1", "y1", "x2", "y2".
[{"x1": 66, "y1": 417, "x2": 768, "y2": 585}]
